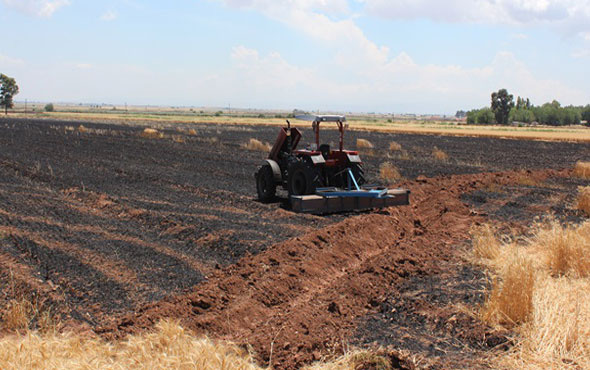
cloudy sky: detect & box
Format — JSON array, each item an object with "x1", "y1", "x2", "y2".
[{"x1": 1, "y1": 0, "x2": 589, "y2": 114}]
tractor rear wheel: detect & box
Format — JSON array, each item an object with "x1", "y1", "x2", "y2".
[
  {"x1": 256, "y1": 163, "x2": 276, "y2": 202},
  {"x1": 288, "y1": 160, "x2": 322, "y2": 196}
]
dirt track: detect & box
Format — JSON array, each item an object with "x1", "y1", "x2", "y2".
[{"x1": 1, "y1": 118, "x2": 589, "y2": 367}]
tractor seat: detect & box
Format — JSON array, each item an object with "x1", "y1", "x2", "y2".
[{"x1": 319, "y1": 144, "x2": 330, "y2": 158}]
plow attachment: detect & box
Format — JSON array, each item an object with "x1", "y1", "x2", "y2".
[
  {"x1": 290, "y1": 168, "x2": 410, "y2": 214},
  {"x1": 290, "y1": 187, "x2": 410, "y2": 214}
]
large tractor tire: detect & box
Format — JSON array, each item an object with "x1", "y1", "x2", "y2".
[
  {"x1": 256, "y1": 163, "x2": 276, "y2": 202},
  {"x1": 287, "y1": 160, "x2": 323, "y2": 197}
]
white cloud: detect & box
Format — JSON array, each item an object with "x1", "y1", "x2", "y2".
[
  {"x1": 5, "y1": 47, "x2": 586, "y2": 113},
  {"x1": 219, "y1": 0, "x2": 388, "y2": 71},
  {"x1": 0, "y1": 54, "x2": 25, "y2": 67},
  {"x1": 100, "y1": 10, "x2": 118, "y2": 22},
  {"x1": 200, "y1": 46, "x2": 587, "y2": 113},
  {"x1": 511, "y1": 33, "x2": 529, "y2": 39},
  {"x1": 360, "y1": 0, "x2": 590, "y2": 31},
  {"x1": 222, "y1": 0, "x2": 350, "y2": 15},
  {"x1": 1, "y1": 0, "x2": 70, "y2": 18}
]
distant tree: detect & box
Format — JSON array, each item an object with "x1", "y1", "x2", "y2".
[
  {"x1": 515, "y1": 96, "x2": 532, "y2": 110},
  {"x1": 561, "y1": 106, "x2": 581, "y2": 125},
  {"x1": 491, "y1": 89, "x2": 514, "y2": 125},
  {"x1": 466, "y1": 107, "x2": 495, "y2": 124},
  {"x1": 0, "y1": 74, "x2": 19, "y2": 115},
  {"x1": 455, "y1": 110, "x2": 466, "y2": 119},
  {"x1": 582, "y1": 105, "x2": 590, "y2": 124},
  {"x1": 509, "y1": 107, "x2": 535, "y2": 124},
  {"x1": 44, "y1": 103, "x2": 55, "y2": 112}
]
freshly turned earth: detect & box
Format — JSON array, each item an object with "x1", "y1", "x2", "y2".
[{"x1": 1, "y1": 118, "x2": 588, "y2": 368}]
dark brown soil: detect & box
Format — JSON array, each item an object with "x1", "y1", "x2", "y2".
[{"x1": 1, "y1": 118, "x2": 588, "y2": 368}]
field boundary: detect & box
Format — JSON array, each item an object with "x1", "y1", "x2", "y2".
[{"x1": 4, "y1": 112, "x2": 590, "y2": 143}]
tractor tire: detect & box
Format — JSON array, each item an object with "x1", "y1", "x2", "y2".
[
  {"x1": 287, "y1": 160, "x2": 323, "y2": 197},
  {"x1": 256, "y1": 163, "x2": 276, "y2": 202}
]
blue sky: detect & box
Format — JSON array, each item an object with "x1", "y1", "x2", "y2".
[{"x1": 1, "y1": 0, "x2": 589, "y2": 114}]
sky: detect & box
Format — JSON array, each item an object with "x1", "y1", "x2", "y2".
[{"x1": 0, "y1": 0, "x2": 589, "y2": 114}]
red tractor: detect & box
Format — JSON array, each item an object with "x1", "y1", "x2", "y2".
[{"x1": 255, "y1": 115, "x2": 410, "y2": 214}]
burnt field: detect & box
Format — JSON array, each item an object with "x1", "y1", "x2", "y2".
[{"x1": 1, "y1": 118, "x2": 589, "y2": 367}]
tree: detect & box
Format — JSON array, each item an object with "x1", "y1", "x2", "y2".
[
  {"x1": 455, "y1": 110, "x2": 466, "y2": 119},
  {"x1": 466, "y1": 107, "x2": 495, "y2": 124},
  {"x1": 45, "y1": 103, "x2": 55, "y2": 112},
  {"x1": 515, "y1": 96, "x2": 532, "y2": 110},
  {"x1": 582, "y1": 105, "x2": 590, "y2": 124},
  {"x1": 509, "y1": 107, "x2": 535, "y2": 124},
  {"x1": 491, "y1": 88, "x2": 514, "y2": 125},
  {"x1": 0, "y1": 74, "x2": 19, "y2": 115}
]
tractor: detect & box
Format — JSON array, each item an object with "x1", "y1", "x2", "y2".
[{"x1": 255, "y1": 115, "x2": 409, "y2": 214}]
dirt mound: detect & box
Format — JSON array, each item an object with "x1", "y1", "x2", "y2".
[{"x1": 99, "y1": 169, "x2": 567, "y2": 368}]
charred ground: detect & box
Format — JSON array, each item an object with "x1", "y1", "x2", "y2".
[{"x1": 1, "y1": 118, "x2": 589, "y2": 367}]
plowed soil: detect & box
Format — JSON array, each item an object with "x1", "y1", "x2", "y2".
[{"x1": 1, "y1": 118, "x2": 589, "y2": 368}]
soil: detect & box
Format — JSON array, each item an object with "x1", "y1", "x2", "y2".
[
  {"x1": 1, "y1": 118, "x2": 589, "y2": 368},
  {"x1": 98, "y1": 169, "x2": 574, "y2": 369}
]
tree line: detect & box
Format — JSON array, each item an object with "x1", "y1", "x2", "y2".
[{"x1": 464, "y1": 89, "x2": 590, "y2": 126}]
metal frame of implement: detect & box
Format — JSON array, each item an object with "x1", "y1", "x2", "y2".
[{"x1": 290, "y1": 168, "x2": 410, "y2": 214}]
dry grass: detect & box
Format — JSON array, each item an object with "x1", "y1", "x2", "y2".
[
  {"x1": 77, "y1": 125, "x2": 87, "y2": 133},
  {"x1": 389, "y1": 141, "x2": 402, "y2": 151},
  {"x1": 573, "y1": 161, "x2": 590, "y2": 179},
  {"x1": 0, "y1": 320, "x2": 261, "y2": 370},
  {"x1": 1, "y1": 271, "x2": 58, "y2": 334},
  {"x1": 499, "y1": 277, "x2": 590, "y2": 369},
  {"x1": 514, "y1": 173, "x2": 544, "y2": 187},
  {"x1": 472, "y1": 219, "x2": 590, "y2": 368},
  {"x1": 471, "y1": 224, "x2": 502, "y2": 260},
  {"x1": 356, "y1": 138, "x2": 374, "y2": 149},
  {"x1": 576, "y1": 186, "x2": 590, "y2": 215},
  {"x1": 305, "y1": 350, "x2": 391, "y2": 370},
  {"x1": 395, "y1": 150, "x2": 412, "y2": 161},
  {"x1": 0, "y1": 320, "x2": 405, "y2": 370},
  {"x1": 1, "y1": 299, "x2": 33, "y2": 332},
  {"x1": 201, "y1": 137, "x2": 219, "y2": 145},
  {"x1": 187, "y1": 128, "x2": 198, "y2": 136},
  {"x1": 482, "y1": 182, "x2": 504, "y2": 193},
  {"x1": 379, "y1": 162, "x2": 403, "y2": 185},
  {"x1": 242, "y1": 138, "x2": 271, "y2": 152},
  {"x1": 140, "y1": 128, "x2": 164, "y2": 139},
  {"x1": 480, "y1": 254, "x2": 535, "y2": 327},
  {"x1": 535, "y1": 220, "x2": 590, "y2": 278},
  {"x1": 431, "y1": 147, "x2": 449, "y2": 161},
  {"x1": 172, "y1": 135, "x2": 186, "y2": 144}
]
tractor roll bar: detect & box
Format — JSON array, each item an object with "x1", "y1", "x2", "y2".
[{"x1": 312, "y1": 115, "x2": 346, "y2": 152}]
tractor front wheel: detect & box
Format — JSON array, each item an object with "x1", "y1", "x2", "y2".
[{"x1": 256, "y1": 164, "x2": 276, "y2": 202}]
